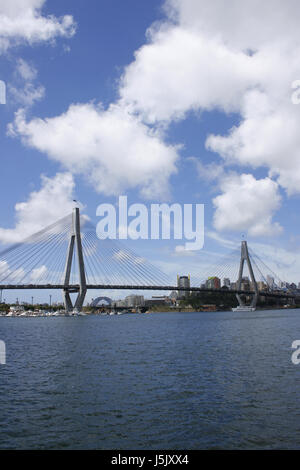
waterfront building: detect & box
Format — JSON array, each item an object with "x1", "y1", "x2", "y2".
[
  {"x1": 145, "y1": 298, "x2": 167, "y2": 308},
  {"x1": 177, "y1": 275, "x2": 191, "y2": 299},
  {"x1": 267, "y1": 275, "x2": 275, "y2": 289},
  {"x1": 206, "y1": 277, "x2": 221, "y2": 289},
  {"x1": 241, "y1": 276, "x2": 250, "y2": 291},
  {"x1": 152, "y1": 295, "x2": 172, "y2": 306},
  {"x1": 257, "y1": 281, "x2": 267, "y2": 291},
  {"x1": 124, "y1": 295, "x2": 145, "y2": 308},
  {"x1": 169, "y1": 290, "x2": 178, "y2": 300}
]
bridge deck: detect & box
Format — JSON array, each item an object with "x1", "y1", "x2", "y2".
[{"x1": 0, "y1": 284, "x2": 296, "y2": 299}]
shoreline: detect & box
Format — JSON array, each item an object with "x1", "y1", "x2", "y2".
[{"x1": 1, "y1": 306, "x2": 299, "y2": 317}]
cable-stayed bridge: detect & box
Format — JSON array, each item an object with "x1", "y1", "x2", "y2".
[{"x1": 0, "y1": 208, "x2": 298, "y2": 311}]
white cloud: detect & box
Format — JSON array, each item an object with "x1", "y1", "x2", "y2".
[
  {"x1": 118, "y1": 0, "x2": 300, "y2": 239},
  {"x1": 174, "y1": 244, "x2": 196, "y2": 256},
  {"x1": 8, "y1": 0, "x2": 300, "y2": 235},
  {"x1": 8, "y1": 103, "x2": 179, "y2": 199},
  {"x1": 206, "y1": 231, "x2": 238, "y2": 250},
  {"x1": 16, "y1": 58, "x2": 37, "y2": 81},
  {"x1": 0, "y1": 172, "x2": 77, "y2": 243},
  {"x1": 206, "y1": 87, "x2": 300, "y2": 196},
  {"x1": 10, "y1": 82, "x2": 44, "y2": 107},
  {"x1": 212, "y1": 174, "x2": 282, "y2": 237},
  {"x1": 119, "y1": 0, "x2": 300, "y2": 198},
  {"x1": 120, "y1": 26, "x2": 254, "y2": 123},
  {"x1": 0, "y1": 0, "x2": 76, "y2": 53},
  {"x1": 164, "y1": 0, "x2": 300, "y2": 48},
  {"x1": 190, "y1": 157, "x2": 225, "y2": 183},
  {"x1": 249, "y1": 241, "x2": 300, "y2": 283},
  {"x1": 9, "y1": 58, "x2": 45, "y2": 107},
  {"x1": 30, "y1": 265, "x2": 47, "y2": 281}
]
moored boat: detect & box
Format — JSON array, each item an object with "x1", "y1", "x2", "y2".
[{"x1": 232, "y1": 305, "x2": 256, "y2": 312}]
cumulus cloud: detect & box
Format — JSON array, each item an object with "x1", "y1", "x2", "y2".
[
  {"x1": 117, "y1": 0, "x2": 300, "y2": 231},
  {"x1": 0, "y1": 172, "x2": 77, "y2": 243},
  {"x1": 212, "y1": 174, "x2": 282, "y2": 237},
  {"x1": 165, "y1": 0, "x2": 300, "y2": 48},
  {"x1": 120, "y1": 26, "x2": 255, "y2": 123},
  {"x1": 120, "y1": 3, "x2": 300, "y2": 182},
  {"x1": 8, "y1": 0, "x2": 300, "y2": 235},
  {"x1": 0, "y1": 0, "x2": 76, "y2": 53},
  {"x1": 206, "y1": 87, "x2": 300, "y2": 196},
  {"x1": 8, "y1": 103, "x2": 179, "y2": 199}
]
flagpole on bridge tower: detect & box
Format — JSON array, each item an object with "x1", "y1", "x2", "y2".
[{"x1": 62, "y1": 207, "x2": 87, "y2": 313}]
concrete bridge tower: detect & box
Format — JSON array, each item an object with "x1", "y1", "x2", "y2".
[
  {"x1": 63, "y1": 207, "x2": 87, "y2": 312},
  {"x1": 236, "y1": 240, "x2": 259, "y2": 309}
]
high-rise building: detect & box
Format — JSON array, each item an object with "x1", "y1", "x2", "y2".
[
  {"x1": 177, "y1": 275, "x2": 190, "y2": 299},
  {"x1": 223, "y1": 278, "x2": 231, "y2": 288},
  {"x1": 267, "y1": 275, "x2": 275, "y2": 289},
  {"x1": 257, "y1": 281, "x2": 267, "y2": 291},
  {"x1": 241, "y1": 276, "x2": 250, "y2": 291},
  {"x1": 206, "y1": 277, "x2": 221, "y2": 289}
]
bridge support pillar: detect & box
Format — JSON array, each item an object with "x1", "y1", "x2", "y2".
[
  {"x1": 236, "y1": 241, "x2": 259, "y2": 309},
  {"x1": 63, "y1": 207, "x2": 87, "y2": 313}
]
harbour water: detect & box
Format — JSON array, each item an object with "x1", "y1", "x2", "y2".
[{"x1": 0, "y1": 309, "x2": 300, "y2": 449}]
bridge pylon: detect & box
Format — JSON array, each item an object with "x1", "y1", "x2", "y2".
[
  {"x1": 63, "y1": 207, "x2": 87, "y2": 312},
  {"x1": 236, "y1": 240, "x2": 259, "y2": 309}
]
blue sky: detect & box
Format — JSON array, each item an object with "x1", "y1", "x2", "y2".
[{"x1": 1, "y1": 0, "x2": 300, "y2": 303}]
